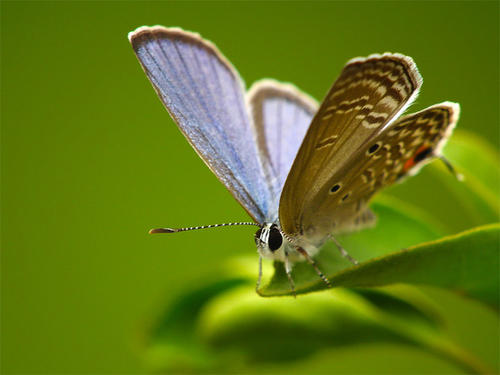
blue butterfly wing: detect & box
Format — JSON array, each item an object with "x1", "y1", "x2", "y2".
[
  {"x1": 247, "y1": 80, "x2": 318, "y2": 218},
  {"x1": 129, "y1": 26, "x2": 274, "y2": 223}
]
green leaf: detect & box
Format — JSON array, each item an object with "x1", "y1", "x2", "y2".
[
  {"x1": 144, "y1": 278, "x2": 248, "y2": 373},
  {"x1": 198, "y1": 286, "x2": 492, "y2": 374},
  {"x1": 145, "y1": 275, "x2": 497, "y2": 374},
  {"x1": 260, "y1": 224, "x2": 500, "y2": 310}
]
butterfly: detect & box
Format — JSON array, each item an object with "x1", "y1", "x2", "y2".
[{"x1": 129, "y1": 26, "x2": 460, "y2": 294}]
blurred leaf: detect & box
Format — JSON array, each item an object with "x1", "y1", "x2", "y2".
[
  {"x1": 260, "y1": 224, "x2": 500, "y2": 310},
  {"x1": 144, "y1": 278, "x2": 248, "y2": 373},
  {"x1": 145, "y1": 269, "x2": 497, "y2": 374},
  {"x1": 200, "y1": 287, "x2": 430, "y2": 361},
  {"x1": 198, "y1": 286, "x2": 491, "y2": 374},
  {"x1": 145, "y1": 277, "x2": 450, "y2": 372},
  {"x1": 444, "y1": 130, "x2": 500, "y2": 197},
  {"x1": 350, "y1": 286, "x2": 444, "y2": 330},
  {"x1": 145, "y1": 278, "x2": 496, "y2": 374}
]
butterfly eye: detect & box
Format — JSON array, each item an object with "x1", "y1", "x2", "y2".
[
  {"x1": 330, "y1": 184, "x2": 341, "y2": 194},
  {"x1": 268, "y1": 226, "x2": 283, "y2": 252}
]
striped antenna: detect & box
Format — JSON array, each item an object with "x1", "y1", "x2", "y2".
[{"x1": 149, "y1": 222, "x2": 259, "y2": 234}]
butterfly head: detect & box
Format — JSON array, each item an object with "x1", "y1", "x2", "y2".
[{"x1": 254, "y1": 223, "x2": 288, "y2": 259}]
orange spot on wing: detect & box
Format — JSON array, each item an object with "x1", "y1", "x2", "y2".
[{"x1": 403, "y1": 145, "x2": 428, "y2": 172}]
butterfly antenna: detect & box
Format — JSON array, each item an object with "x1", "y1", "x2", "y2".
[
  {"x1": 149, "y1": 222, "x2": 259, "y2": 234},
  {"x1": 439, "y1": 155, "x2": 464, "y2": 181}
]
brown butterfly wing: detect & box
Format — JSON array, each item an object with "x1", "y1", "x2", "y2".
[
  {"x1": 326, "y1": 102, "x2": 460, "y2": 235},
  {"x1": 279, "y1": 53, "x2": 423, "y2": 239}
]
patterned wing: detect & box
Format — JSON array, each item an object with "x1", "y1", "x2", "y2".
[
  {"x1": 129, "y1": 26, "x2": 274, "y2": 223},
  {"x1": 247, "y1": 80, "x2": 318, "y2": 219},
  {"x1": 279, "y1": 53, "x2": 423, "y2": 238},
  {"x1": 326, "y1": 102, "x2": 459, "y2": 234}
]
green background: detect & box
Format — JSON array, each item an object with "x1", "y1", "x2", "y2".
[{"x1": 1, "y1": 1, "x2": 498, "y2": 374}]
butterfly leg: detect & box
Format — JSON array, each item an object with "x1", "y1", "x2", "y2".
[
  {"x1": 255, "y1": 255, "x2": 263, "y2": 292},
  {"x1": 438, "y1": 155, "x2": 464, "y2": 181},
  {"x1": 284, "y1": 250, "x2": 296, "y2": 298},
  {"x1": 295, "y1": 247, "x2": 332, "y2": 288},
  {"x1": 329, "y1": 234, "x2": 359, "y2": 266}
]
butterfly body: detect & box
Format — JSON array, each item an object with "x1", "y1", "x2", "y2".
[
  {"x1": 255, "y1": 222, "x2": 322, "y2": 263},
  {"x1": 129, "y1": 26, "x2": 459, "y2": 292}
]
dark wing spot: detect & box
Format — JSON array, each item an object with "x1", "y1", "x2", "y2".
[
  {"x1": 435, "y1": 113, "x2": 444, "y2": 123},
  {"x1": 330, "y1": 184, "x2": 341, "y2": 193},
  {"x1": 414, "y1": 147, "x2": 433, "y2": 163},
  {"x1": 368, "y1": 143, "x2": 380, "y2": 154}
]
